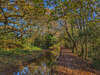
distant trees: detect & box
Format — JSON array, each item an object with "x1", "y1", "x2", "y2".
[
  {"x1": 0, "y1": 0, "x2": 100, "y2": 68},
  {"x1": 34, "y1": 33, "x2": 57, "y2": 49},
  {"x1": 0, "y1": 0, "x2": 47, "y2": 49},
  {"x1": 0, "y1": 0, "x2": 45, "y2": 37},
  {"x1": 46, "y1": 0, "x2": 100, "y2": 62},
  {"x1": 0, "y1": 0, "x2": 60, "y2": 50}
]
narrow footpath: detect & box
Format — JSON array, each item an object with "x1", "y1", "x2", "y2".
[{"x1": 52, "y1": 49, "x2": 100, "y2": 75}]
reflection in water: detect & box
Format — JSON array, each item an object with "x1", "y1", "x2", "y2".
[
  {"x1": 13, "y1": 67, "x2": 31, "y2": 75},
  {"x1": 13, "y1": 63, "x2": 50, "y2": 75},
  {"x1": 0, "y1": 51, "x2": 55, "y2": 75}
]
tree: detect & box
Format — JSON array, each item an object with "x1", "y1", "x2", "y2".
[
  {"x1": 46, "y1": 0, "x2": 100, "y2": 59},
  {"x1": 0, "y1": 0, "x2": 46, "y2": 49}
]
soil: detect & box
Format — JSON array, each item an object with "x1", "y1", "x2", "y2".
[{"x1": 52, "y1": 49, "x2": 100, "y2": 75}]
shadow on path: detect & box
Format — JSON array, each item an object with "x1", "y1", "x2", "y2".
[{"x1": 52, "y1": 49, "x2": 100, "y2": 75}]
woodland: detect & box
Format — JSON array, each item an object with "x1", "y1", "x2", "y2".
[{"x1": 0, "y1": 0, "x2": 100, "y2": 75}]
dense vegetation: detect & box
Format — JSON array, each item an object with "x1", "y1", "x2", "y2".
[{"x1": 0, "y1": 0, "x2": 100, "y2": 71}]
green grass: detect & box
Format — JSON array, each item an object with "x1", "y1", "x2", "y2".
[
  {"x1": 23, "y1": 45, "x2": 42, "y2": 51},
  {"x1": 0, "y1": 46, "x2": 42, "y2": 56},
  {"x1": 31, "y1": 46, "x2": 42, "y2": 51}
]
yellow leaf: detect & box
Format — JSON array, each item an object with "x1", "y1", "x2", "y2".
[{"x1": 0, "y1": 14, "x2": 2, "y2": 17}]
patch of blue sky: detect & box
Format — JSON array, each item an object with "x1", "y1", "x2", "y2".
[
  {"x1": 0, "y1": 22, "x2": 4, "y2": 26},
  {"x1": 3, "y1": 8, "x2": 8, "y2": 12},
  {"x1": 9, "y1": 0, "x2": 15, "y2": 4},
  {"x1": 43, "y1": 0, "x2": 71, "y2": 9},
  {"x1": 8, "y1": 17, "x2": 16, "y2": 22},
  {"x1": 8, "y1": 23, "x2": 19, "y2": 29},
  {"x1": 88, "y1": 16, "x2": 91, "y2": 21},
  {"x1": 93, "y1": 12, "x2": 97, "y2": 19},
  {"x1": 3, "y1": 6, "x2": 18, "y2": 13},
  {"x1": 8, "y1": 17, "x2": 26, "y2": 27},
  {"x1": 14, "y1": 6, "x2": 19, "y2": 10},
  {"x1": 88, "y1": 12, "x2": 97, "y2": 21},
  {"x1": 19, "y1": 19, "x2": 26, "y2": 25},
  {"x1": 44, "y1": 0, "x2": 57, "y2": 9},
  {"x1": 48, "y1": 6, "x2": 54, "y2": 9},
  {"x1": 15, "y1": 31, "x2": 21, "y2": 37}
]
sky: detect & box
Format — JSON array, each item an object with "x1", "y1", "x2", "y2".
[
  {"x1": 43, "y1": 0, "x2": 97, "y2": 20},
  {"x1": 44, "y1": 0, "x2": 55, "y2": 9}
]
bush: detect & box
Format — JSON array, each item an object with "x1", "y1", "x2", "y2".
[{"x1": 34, "y1": 33, "x2": 57, "y2": 49}]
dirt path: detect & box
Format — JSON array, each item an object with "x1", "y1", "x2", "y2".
[{"x1": 52, "y1": 49, "x2": 100, "y2": 75}]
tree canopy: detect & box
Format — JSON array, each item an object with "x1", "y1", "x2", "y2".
[{"x1": 0, "y1": 0, "x2": 100, "y2": 69}]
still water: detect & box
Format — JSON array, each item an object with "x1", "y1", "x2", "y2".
[{"x1": 0, "y1": 51, "x2": 56, "y2": 75}]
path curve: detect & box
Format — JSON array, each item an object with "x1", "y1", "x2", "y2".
[{"x1": 52, "y1": 49, "x2": 100, "y2": 75}]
